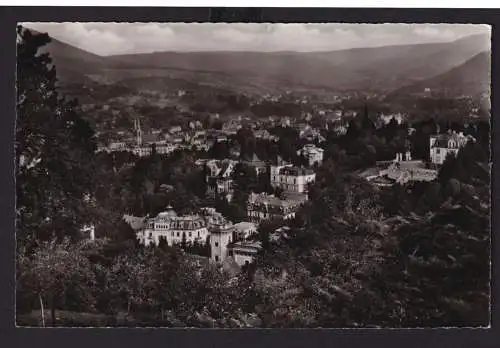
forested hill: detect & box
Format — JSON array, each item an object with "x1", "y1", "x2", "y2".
[
  {"x1": 29, "y1": 26, "x2": 490, "y2": 93},
  {"x1": 394, "y1": 51, "x2": 491, "y2": 97}
]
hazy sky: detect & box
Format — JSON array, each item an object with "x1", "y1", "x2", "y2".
[{"x1": 22, "y1": 22, "x2": 490, "y2": 56}]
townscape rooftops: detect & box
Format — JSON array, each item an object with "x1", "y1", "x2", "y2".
[
  {"x1": 248, "y1": 193, "x2": 299, "y2": 208},
  {"x1": 229, "y1": 240, "x2": 262, "y2": 252},
  {"x1": 430, "y1": 132, "x2": 473, "y2": 148},
  {"x1": 279, "y1": 166, "x2": 315, "y2": 176},
  {"x1": 301, "y1": 144, "x2": 324, "y2": 153},
  {"x1": 206, "y1": 159, "x2": 237, "y2": 177},
  {"x1": 233, "y1": 221, "x2": 256, "y2": 231}
]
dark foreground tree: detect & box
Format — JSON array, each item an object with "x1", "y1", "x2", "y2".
[{"x1": 16, "y1": 26, "x2": 96, "y2": 243}]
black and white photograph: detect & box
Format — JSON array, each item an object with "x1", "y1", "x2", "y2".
[{"x1": 15, "y1": 22, "x2": 491, "y2": 328}]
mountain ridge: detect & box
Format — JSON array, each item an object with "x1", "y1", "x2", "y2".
[{"x1": 27, "y1": 26, "x2": 491, "y2": 95}]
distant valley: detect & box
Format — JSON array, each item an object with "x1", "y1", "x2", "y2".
[{"x1": 36, "y1": 29, "x2": 491, "y2": 98}]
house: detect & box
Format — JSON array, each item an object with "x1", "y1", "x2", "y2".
[
  {"x1": 298, "y1": 144, "x2": 324, "y2": 167},
  {"x1": 247, "y1": 192, "x2": 302, "y2": 222},
  {"x1": 205, "y1": 159, "x2": 238, "y2": 201},
  {"x1": 300, "y1": 128, "x2": 326, "y2": 143},
  {"x1": 228, "y1": 240, "x2": 262, "y2": 267},
  {"x1": 270, "y1": 159, "x2": 316, "y2": 194},
  {"x1": 139, "y1": 209, "x2": 209, "y2": 247},
  {"x1": 199, "y1": 207, "x2": 232, "y2": 230},
  {"x1": 169, "y1": 126, "x2": 182, "y2": 134},
  {"x1": 232, "y1": 222, "x2": 257, "y2": 240},
  {"x1": 363, "y1": 151, "x2": 438, "y2": 186},
  {"x1": 210, "y1": 227, "x2": 262, "y2": 267},
  {"x1": 429, "y1": 130, "x2": 475, "y2": 165}
]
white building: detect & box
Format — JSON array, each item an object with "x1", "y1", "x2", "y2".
[
  {"x1": 232, "y1": 221, "x2": 257, "y2": 240},
  {"x1": 298, "y1": 144, "x2": 324, "y2": 167},
  {"x1": 210, "y1": 227, "x2": 262, "y2": 267},
  {"x1": 429, "y1": 131, "x2": 475, "y2": 165},
  {"x1": 210, "y1": 226, "x2": 234, "y2": 263},
  {"x1": 270, "y1": 159, "x2": 316, "y2": 193},
  {"x1": 247, "y1": 193, "x2": 302, "y2": 222},
  {"x1": 199, "y1": 207, "x2": 232, "y2": 230},
  {"x1": 205, "y1": 159, "x2": 238, "y2": 201},
  {"x1": 80, "y1": 224, "x2": 95, "y2": 241},
  {"x1": 228, "y1": 241, "x2": 262, "y2": 267},
  {"x1": 139, "y1": 209, "x2": 209, "y2": 247}
]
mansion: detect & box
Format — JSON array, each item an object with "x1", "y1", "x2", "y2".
[
  {"x1": 270, "y1": 159, "x2": 316, "y2": 194},
  {"x1": 135, "y1": 206, "x2": 262, "y2": 267},
  {"x1": 298, "y1": 144, "x2": 324, "y2": 167},
  {"x1": 205, "y1": 159, "x2": 238, "y2": 201},
  {"x1": 429, "y1": 130, "x2": 475, "y2": 165},
  {"x1": 138, "y1": 209, "x2": 209, "y2": 247},
  {"x1": 247, "y1": 192, "x2": 302, "y2": 222}
]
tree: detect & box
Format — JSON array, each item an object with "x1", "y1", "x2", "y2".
[
  {"x1": 16, "y1": 26, "x2": 96, "y2": 243},
  {"x1": 17, "y1": 239, "x2": 97, "y2": 326},
  {"x1": 181, "y1": 232, "x2": 187, "y2": 250},
  {"x1": 158, "y1": 236, "x2": 169, "y2": 250}
]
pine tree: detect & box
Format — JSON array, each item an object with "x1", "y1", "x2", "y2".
[{"x1": 16, "y1": 26, "x2": 96, "y2": 243}]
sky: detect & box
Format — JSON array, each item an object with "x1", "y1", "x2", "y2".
[{"x1": 22, "y1": 22, "x2": 490, "y2": 56}]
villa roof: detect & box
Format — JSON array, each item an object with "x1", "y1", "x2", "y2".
[
  {"x1": 229, "y1": 240, "x2": 262, "y2": 252},
  {"x1": 233, "y1": 222, "x2": 256, "y2": 231},
  {"x1": 248, "y1": 193, "x2": 299, "y2": 208},
  {"x1": 430, "y1": 132, "x2": 473, "y2": 148},
  {"x1": 279, "y1": 166, "x2": 315, "y2": 176}
]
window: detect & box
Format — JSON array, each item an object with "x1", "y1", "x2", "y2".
[
  {"x1": 215, "y1": 256, "x2": 219, "y2": 262},
  {"x1": 189, "y1": 232, "x2": 192, "y2": 237},
  {"x1": 177, "y1": 232, "x2": 180, "y2": 237},
  {"x1": 215, "y1": 242, "x2": 219, "y2": 247},
  {"x1": 436, "y1": 148, "x2": 440, "y2": 154},
  {"x1": 198, "y1": 231, "x2": 200, "y2": 237}
]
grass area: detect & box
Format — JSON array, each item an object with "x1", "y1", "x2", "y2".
[
  {"x1": 16, "y1": 310, "x2": 120, "y2": 327},
  {"x1": 16, "y1": 310, "x2": 181, "y2": 327}
]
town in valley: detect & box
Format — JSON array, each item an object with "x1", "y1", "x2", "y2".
[{"x1": 16, "y1": 23, "x2": 491, "y2": 328}]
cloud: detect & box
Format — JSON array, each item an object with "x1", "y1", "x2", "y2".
[
  {"x1": 413, "y1": 26, "x2": 458, "y2": 41},
  {"x1": 21, "y1": 22, "x2": 490, "y2": 56}
]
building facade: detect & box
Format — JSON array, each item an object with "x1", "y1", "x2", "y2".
[
  {"x1": 232, "y1": 221, "x2": 257, "y2": 240},
  {"x1": 270, "y1": 161, "x2": 316, "y2": 193},
  {"x1": 429, "y1": 131, "x2": 474, "y2": 165},
  {"x1": 205, "y1": 159, "x2": 237, "y2": 201},
  {"x1": 298, "y1": 144, "x2": 324, "y2": 167},
  {"x1": 228, "y1": 241, "x2": 262, "y2": 267},
  {"x1": 210, "y1": 226, "x2": 234, "y2": 263},
  {"x1": 139, "y1": 209, "x2": 209, "y2": 247},
  {"x1": 247, "y1": 192, "x2": 301, "y2": 222}
]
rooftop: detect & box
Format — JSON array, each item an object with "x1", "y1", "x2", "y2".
[
  {"x1": 229, "y1": 240, "x2": 262, "y2": 252},
  {"x1": 279, "y1": 166, "x2": 315, "y2": 176},
  {"x1": 248, "y1": 193, "x2": 299, "y2": 208},
  {"x1": 233, "y1": 222, "x2": 257, "y2": 231}
]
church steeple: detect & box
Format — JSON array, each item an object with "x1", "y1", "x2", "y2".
[{"x1": 135, "y1": 118, "x2": 143, "y2": 146}]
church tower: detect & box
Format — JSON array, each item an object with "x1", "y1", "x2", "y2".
[
  {"x1": 210, "y1": 226, "x2": 233, "y2": 263},
  {"x1": 135, "y1": 118, "x2": 143, "y2": 146}
]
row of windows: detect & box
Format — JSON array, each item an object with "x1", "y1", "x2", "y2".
[{"x1": 147, "y1": 231, "x2": 202, "y2": 238}]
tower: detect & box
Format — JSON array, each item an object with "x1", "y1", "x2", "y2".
[
  {"x1": 210, "y1": 226, "x2": 233, "y2": 263},
  {"x1": 135, "y1": 118, "x2": 143, "y2": 146}
]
